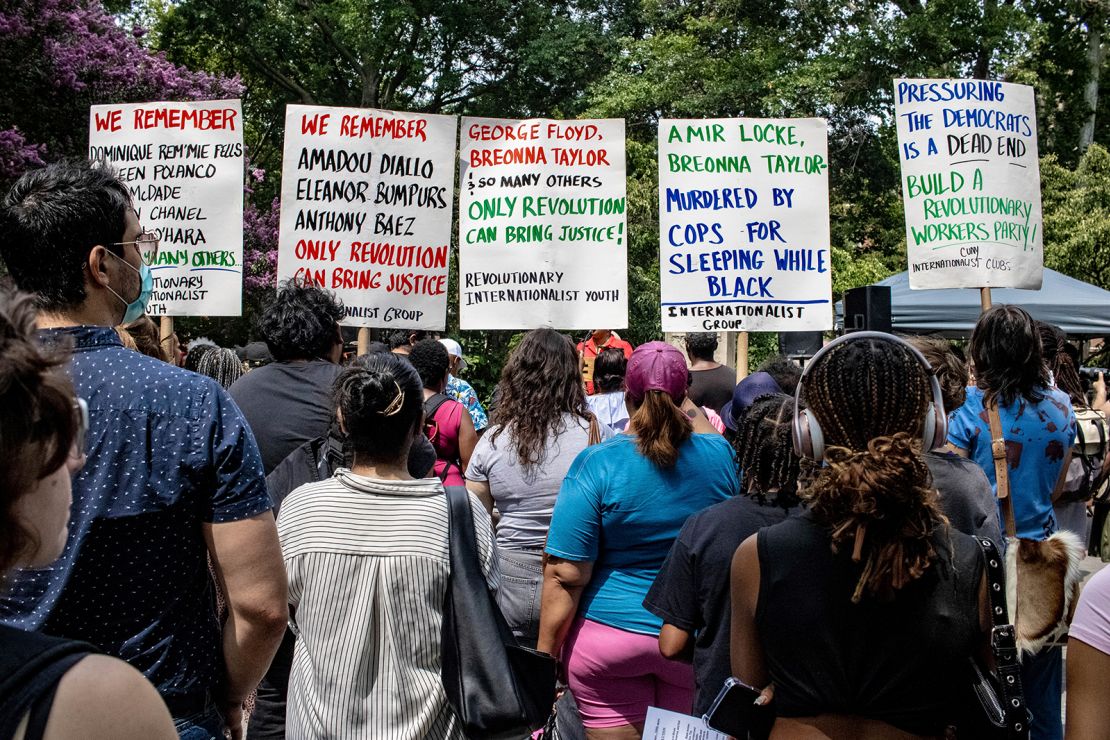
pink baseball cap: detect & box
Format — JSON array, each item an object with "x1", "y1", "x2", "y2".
[{"x1": 625, "y1": 341, "x2": 690, "y2": 404}]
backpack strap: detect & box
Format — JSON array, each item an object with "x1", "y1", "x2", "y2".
[
  {"x1": 985, "y1": 404, "x2": 1017, "y2": 539},
  {"x1": 424, "y1": 392, "x2": 452, "y2": 422}
]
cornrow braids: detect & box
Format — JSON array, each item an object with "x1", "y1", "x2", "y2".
[
  {"x1": 195, "y1": 347, "x2": 244, "y2": 389},
  {"x1": 800, "y1": 337, "x2": 949, "y2": 603},
  {"x1": 732, "y1": 393, "x2": 802, "y2": 509}
]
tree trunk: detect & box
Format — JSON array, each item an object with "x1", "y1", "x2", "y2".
[{"x1": 1080, "y1": 9, "x2": 1103, "y2": 153}]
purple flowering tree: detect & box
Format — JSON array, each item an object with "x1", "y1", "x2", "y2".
[
  {"x1": 0, "y1": 0, "x2": 280, "y2": 307},
  {"x1": 0, "y1": 0, "x2": 241, "y2": 180}
]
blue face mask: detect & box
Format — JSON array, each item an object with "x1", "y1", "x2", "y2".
[{"x1": 105, "y1": 249, "x2": 154, "y2": 324}]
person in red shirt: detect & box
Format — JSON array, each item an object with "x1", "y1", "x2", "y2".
[{"x1": 577, "y1": 329, "x2": 633, "y2": 394}]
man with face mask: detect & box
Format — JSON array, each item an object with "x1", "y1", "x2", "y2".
[{"x1": 0, "y1": 163, "x2": 288, "y2": 740}]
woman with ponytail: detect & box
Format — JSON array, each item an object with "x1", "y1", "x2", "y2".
[
  {"x1": 276, "y1": 353, "x2": 496, "y2": 739},
  {"x1": 538, "y1": 342, "x2": 738, "y2": 738},
  {"x1": 730, "y1": 333, "x2": 989, "y2": 740}
]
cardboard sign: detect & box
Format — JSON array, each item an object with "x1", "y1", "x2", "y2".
[
  {"x1": 458, "y1": 117, "x2": 628, "y2": 330},
  {"x1": 277, "y1": 104, "x2": 457, "y2": 329},
  {"x1": 89, "y1": 100, "x2": 244, "y2": 316},
  {"x1": 658, "y1": 118, "x2": 833, "y2": 332},
  {"x1": 895, "y1": 79, "x2": 1043, "y2": 289}
]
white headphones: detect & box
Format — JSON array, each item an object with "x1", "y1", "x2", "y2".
[{"x1": 792, "y1": 331, "x2": 948, "y2": 461}]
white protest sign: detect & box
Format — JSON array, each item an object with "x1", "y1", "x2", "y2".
[
  {"x1": 643, "y1": 707, "x2": 728, "y2": 740},
  {"x1": 894, "y1": 79, "x2": 1043, "y2": 289},
  {"x1": 658, "y1": 118, "x2": 833, "y2": 332},
  {"x1": 89, "y1": 100, "x2": 244, "y2": 316},
  {"x1": 277, "y1": 104, "x2": 456, "y2": 329},
  {"x1": 458, "y1": 117, "x2": 627, "y2": 330}
]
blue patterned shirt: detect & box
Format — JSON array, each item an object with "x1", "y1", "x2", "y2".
[
  {"x1": 0, "y1": 326, "x2": 272, "y2": 699},
  {"x1": 446, "y1": 375, "x2": 488, "y2": 431},
  {"x1": 948, "y1": 385, "x2": 1076, "y2": 540}
]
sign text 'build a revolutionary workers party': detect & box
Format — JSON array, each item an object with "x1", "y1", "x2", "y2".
[
  {"x1": 277, "y1": 105, "x2": 456, "y2": 329},
  {"x1": 895, "y1": 79, "x2": 1043, "y2": 289},
  {"x1": 89, "y1": 100, "x2": 244, "y2": 316},
  {"x1": 658, "y1": 118, "x2": 833, "y2": 332},
  {"x1": 458, "y1": 118, "x2": 628, "y2": 330}
]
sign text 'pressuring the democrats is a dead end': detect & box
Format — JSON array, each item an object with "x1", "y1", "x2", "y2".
[{"x1": 895, "y1": 78, "x2": 1043, "y2": 290}]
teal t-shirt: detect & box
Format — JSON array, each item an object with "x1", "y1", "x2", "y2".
[
  {"x1": 545, "y1": 433, "x2": 738, "y2": 635},
  {"x1": 947, "y1": 385, "x2": 1076, "y2": 540}
]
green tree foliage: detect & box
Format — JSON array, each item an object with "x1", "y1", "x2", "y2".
[
  {"x1": 1041, "y1": 143, "x2": 1110, "y2": 289},
  {"x1": 157, "y1": 0, "x2": 629, "y2": 188}
]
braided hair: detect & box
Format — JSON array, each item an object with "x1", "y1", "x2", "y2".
[
  {"x1": 800, "y1": 336, "x2": 948, "y2": 603},
  {"x1": 195, "y1": 347, "x2": 244, "y2": 389},
  {"x1": 732, "y1": 393, "x2": 802, "y2": 509}
]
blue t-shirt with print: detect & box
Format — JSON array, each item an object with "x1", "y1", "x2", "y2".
[
  {"x1": 545, "y1": 433, "x2": 738, "y2": 635},
  {"x1": 947, "y1": 385, "x2": 1075, "y2": 540}
]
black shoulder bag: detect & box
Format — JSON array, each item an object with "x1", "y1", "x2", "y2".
[
  {"x1": 957, "y1": 536, "x2": 1030, "y2": 739},
  {"x1": 441, "y1": 486, "x2": 557, "y2": 739}
]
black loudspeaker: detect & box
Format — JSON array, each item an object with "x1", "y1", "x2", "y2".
[
  {"x1": 843, "y1": 285, "x2": 892, "y2": 333},
  {"x1": 778, "y1": 331, "x2": 823, "y2": 359}
]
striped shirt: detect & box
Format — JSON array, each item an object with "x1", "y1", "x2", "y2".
[{"x1": 277, "y1": 469, "x2": 499, "y2": 740}]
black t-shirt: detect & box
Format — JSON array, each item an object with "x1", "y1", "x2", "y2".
[
  {"x1": 688, "y1": 365, "x2": 736, "y2": 414},
  {"x1": 926, "y1": 450, "x2": 1004, "y2": 546},
  {"x1": 756, "y1": 512, "x2": 983, "y2": 735},
  {"x1": 643, "y1": 494, "x2": 801, "y2": 716},
  {"x1": 229, "y1": 360, "x2": 343, "y2": 474}
]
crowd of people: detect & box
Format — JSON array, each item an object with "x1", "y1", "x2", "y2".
[{"x1": 4, "y1": 160, "x2": 1110, "y2": 740}]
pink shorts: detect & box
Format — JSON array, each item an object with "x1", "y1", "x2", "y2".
[{"x1": 563, "y1": 617, "x2": 695, "y2": 728}]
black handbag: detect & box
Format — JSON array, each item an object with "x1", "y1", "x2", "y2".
[
  {"x1": 956, "y1": 537, "x2": 1030, "y2": 739},
  {"x1": 441, "y1": 486, "x2": 557, "y2": 739}
]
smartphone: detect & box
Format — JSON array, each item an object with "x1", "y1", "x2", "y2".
[{"x1": 702, "y1": 677, "x2": 773, "y2": 739}]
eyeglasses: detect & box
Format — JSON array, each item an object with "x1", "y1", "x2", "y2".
[
  {"x1": 71, "y1": 398, "x2": 89, "y2": 460},
  {"x1": 111, "y1": 230, "x2": 160, "y2": 265}
]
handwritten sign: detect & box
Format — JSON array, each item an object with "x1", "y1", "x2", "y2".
[
  {"x1": 658, "y1": 118, "x2": 833, "y2": 332},
  {"x1": 277, "y1": 104, "x2": 456, "y2": 329},
  {"x1": 89, "y1": 100, "x2": 244, "y2": 316},
  {"x1": 895, "y1": 79, "x2": 1043, "y2": 289},
  {"x1": 458, "y1": 117, "x2": 627, "y2": 330}
]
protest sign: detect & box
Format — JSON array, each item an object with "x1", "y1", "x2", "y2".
[
  {"x1": 277, "y1": 104, "x2": 456, "y2": 329},
  {"x1": 658, "y1": 118, "x2": 833, "y2": 332},
  {"x1": 89, "y1": 100, "x2": 244, "y2": 316},
  {"x1": 894, "y1": 79, "x2": 1043, "y2": 289},
  {"x1": 458, "y1": 118, "x2": 627, "y2": 330}
]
